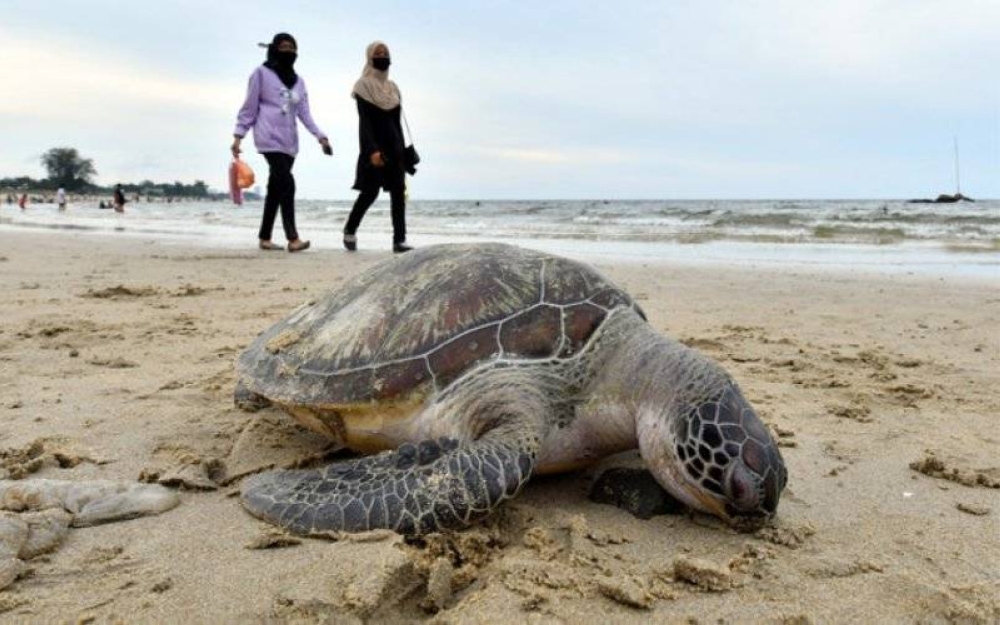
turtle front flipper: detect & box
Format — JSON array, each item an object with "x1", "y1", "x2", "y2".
[{"x1": 240, "y1": 419, "x2": 541, "y2": 536}]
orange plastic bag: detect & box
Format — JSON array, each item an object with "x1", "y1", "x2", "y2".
[
  {"x1": 235, "y1": 159, "x2": 255, "y2": 188},
  {"x1": 228, "y1": 158, "x2": 255, "y2": 206}
]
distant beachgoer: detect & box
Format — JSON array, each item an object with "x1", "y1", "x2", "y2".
[
  {"x1": 232, "y1": 32, "x2": 331, "y2": 253},
  {"x1": 18, "y1": 194, "x2": 27, "y2": 210},
  {"x1": 113, "y1": 184, "x2": 126, "y2": 213},
  {"x1": 342, "y1": 41, "x2": 412, "y2": 253},
  {"x1": 57, "y1": 188, "x2": 67, "y2": 210},
  {"x1": 99, "y1": 200, "x2": 107, "y2": 209},
  {"x1": 5, "y1": 194, "x2": 13, "y2": 205}
]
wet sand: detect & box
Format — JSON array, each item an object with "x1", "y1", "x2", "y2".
[{"x1": 0, "y1": 231, "x2": 997, "y2": 622}]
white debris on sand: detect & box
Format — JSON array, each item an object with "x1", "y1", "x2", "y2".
[{"x1": 0, "y1": 479, "x2": 180, "y2": 590}]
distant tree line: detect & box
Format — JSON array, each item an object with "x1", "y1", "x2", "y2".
[{"x1": 0, "y1": 147, "x2": 215, "y2": 198}]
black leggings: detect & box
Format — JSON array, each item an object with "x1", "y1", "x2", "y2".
[
  {"x1": 344, "y1": 185, "x2": 407, "y2": 244},
  {"x1": 259, "y1": 152, "x2": 298, "y2": 241}
]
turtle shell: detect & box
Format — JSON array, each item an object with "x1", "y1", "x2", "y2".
[{"x1": 237, "y1": 243, "x2": 643, "y2": 407}]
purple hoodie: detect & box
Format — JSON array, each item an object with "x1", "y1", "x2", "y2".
[{"x1": 234, "y1": 66, "x2": 326, "y2": 157}]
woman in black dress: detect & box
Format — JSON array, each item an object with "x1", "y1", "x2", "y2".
[{"x1": 343, "y1": 41, "x2": 411, "y2": 253}]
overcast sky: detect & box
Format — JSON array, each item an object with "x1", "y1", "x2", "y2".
[{"x1": 3, "y1": 1, "x2": 998, "y2": 199}]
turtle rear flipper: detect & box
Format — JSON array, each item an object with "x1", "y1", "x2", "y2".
[{"x1": 240, "y1": 420, "x2": 540, "y2": 535}]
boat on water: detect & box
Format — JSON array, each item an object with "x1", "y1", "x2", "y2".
[{"x1": 908, "y1": 137, "x2": 975, "y2": 203}]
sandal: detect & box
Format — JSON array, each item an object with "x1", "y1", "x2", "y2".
[
  {"x1": 259, "y1": 240, "x2": 283, "y2": 251},
  {"x1": 287, "y1": 239, "x2": 311, "y2": 253}
]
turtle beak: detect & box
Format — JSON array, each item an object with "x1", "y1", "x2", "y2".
[
  {"x1": 653, "y1": 469, "x2": 734, "y2": 522},
  {"x1": 689, "y1": 488, "x2": 729, "y2": 519},
  {"x1": 675, "y1": 462, "x2": 782, "y2": 529}
]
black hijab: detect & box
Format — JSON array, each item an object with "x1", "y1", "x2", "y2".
[{"x1": 263, "y1": 32, "x2": 298, "y2": 89}]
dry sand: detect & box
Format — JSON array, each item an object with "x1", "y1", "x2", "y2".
[{"x1": 0, "y1": 231, "x2": 997, "y2": 622}]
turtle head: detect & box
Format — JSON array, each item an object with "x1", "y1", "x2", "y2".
[{"x1": 638, "y1": 382, "x2": 787, "y2": 528}]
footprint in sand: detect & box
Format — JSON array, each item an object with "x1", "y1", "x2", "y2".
[
  {"x1": 85, "y1": 356, "x2": 139, "y2": 369},
  {"x1": 909, "y1": 451, "x2": 1000, "y2": 489},
  {"x1": 827, "y1": 402, "x2": 874, "y2": 423},
  {"x1": 81, "y1": 285, "x2": 159, "y2": 299},
  {"x1": 0, "y1": 439, "x2": 99, "y2": 480}
]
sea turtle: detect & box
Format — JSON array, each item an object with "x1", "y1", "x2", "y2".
[{"x1": 236, "y1": 243, "x2": 786, "y2": 535}]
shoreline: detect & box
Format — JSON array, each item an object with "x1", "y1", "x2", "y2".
[{"x1": 2, "y1": 218, "x2": 998, "y2": 282}]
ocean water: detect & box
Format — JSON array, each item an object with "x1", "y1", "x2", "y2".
[{"x1": 2, "y1": 198, "x2": 998, "y2": 278}]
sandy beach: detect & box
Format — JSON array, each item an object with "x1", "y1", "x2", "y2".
[{"x1": 0, "y1": 231, "x2": 997, "y2": 622}]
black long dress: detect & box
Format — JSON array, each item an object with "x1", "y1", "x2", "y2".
[{"x1": 352, "y1": 96, "x2": 405, "y2": 192}]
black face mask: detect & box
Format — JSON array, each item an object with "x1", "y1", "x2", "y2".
[
  {"x1": 372, "y1": 57, "x2": 391, "y2": 71},
  {"x1": 276, "y1": 51, "x2": 298, "y2": 67}
]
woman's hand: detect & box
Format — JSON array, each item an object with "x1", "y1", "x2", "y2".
[
  {"x1": 320, "y1": 137, "x2": 332, "y2": 156},
  {"x1": 370, "y1": 151, "x2": 385, "y2": 167},
  {"x1": 231, "y1": 137, "x2": 242, "y2": 159}
]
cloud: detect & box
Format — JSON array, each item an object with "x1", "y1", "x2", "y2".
[
  {"x1": 2, "y1": 1, "x2": 997, "y2": 198},
  {"x1": 716, "y1": 1, "x2": 1000, "y2": 103},
  {"x1": 2, "y1": 29, "x2": 232, "y2": 123},
  {"x1": 468, "y1": 146, "x2": 630, "y2": 165}
]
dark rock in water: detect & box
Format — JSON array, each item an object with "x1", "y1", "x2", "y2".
[
  {"x1": 907, "y1": 193, "x2": 975, "y2": 204},
  {"x1": 589, "y1": 468, "x2": 686, "y2": 519},
  {"x1": 936, "y1": 193, "x2": 975, "y2": 203}
]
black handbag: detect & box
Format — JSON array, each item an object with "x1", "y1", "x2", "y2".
[{"x1": 402, "y1": 109, "x2": 419, "y2": 175}]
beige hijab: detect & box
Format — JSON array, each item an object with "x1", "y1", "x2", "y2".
[{"x1": 351, "y1": 40, "x2": 401, "y2": 110}]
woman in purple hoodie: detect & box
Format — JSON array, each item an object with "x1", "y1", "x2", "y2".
[{"x1": 232, "y1": 33, "x2": 331, "y2": 252}]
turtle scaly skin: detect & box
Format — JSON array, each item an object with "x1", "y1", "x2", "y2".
[
  {"x1": 237, "y1": 244, "x2": 787, "y2": 535},
  {"x1": 242, "y1": 369, "x2": 546, "y2": 535}
]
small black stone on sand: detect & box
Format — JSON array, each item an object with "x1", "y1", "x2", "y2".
[{"x1": 589, "y1": 468, "x2": 686, "y2": 519}]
